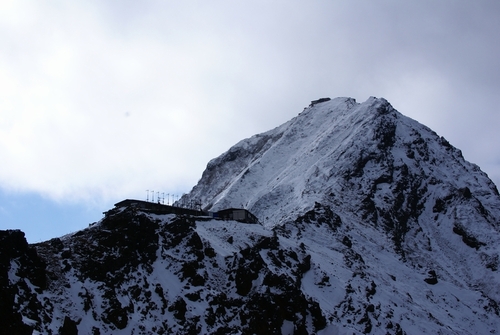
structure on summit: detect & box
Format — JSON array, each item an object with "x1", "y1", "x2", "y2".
[
  {"x1": 109, "y1": 199, "x2": 259, "y2": 224},
  {"x1": 309, "y1": 97, "x2": 331, "y2": 106}
]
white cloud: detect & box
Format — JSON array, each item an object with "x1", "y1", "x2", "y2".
[{"x1": 1, "y1": 0, "x2": 500, "y2": 208}]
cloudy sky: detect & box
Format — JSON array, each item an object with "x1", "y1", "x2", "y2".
[{"x1": 1, "y1": 1, "x2": 499, "y2": 242}]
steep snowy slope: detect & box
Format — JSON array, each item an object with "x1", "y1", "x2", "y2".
[
  {"x1": 184, "y1": 97, "x2": 499, "y2": 231},
  {"x1": 181, "y1": 96, "x2": 500, "y2": 331},
  {"x1": 2, "y1": 96, "x2": 500, "y2": 334}
]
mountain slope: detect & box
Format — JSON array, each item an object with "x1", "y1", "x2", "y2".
[
  {"x1": 2, "y1": 96, "x2": 500, "y2": 334},
  {"x1": 184, "y1": 97, "x2": 499, "y2": 232},
  {"x1": 182, "y1": 96, "x2": 500, "y2": 300}
]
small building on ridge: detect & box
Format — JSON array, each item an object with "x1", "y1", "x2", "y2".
[
  {"x1": 215, "y1": 208, "x2": 259, "y2": 224},
  {"x1": 108, "y1": 199, "x2": 259, "y2": 224}
]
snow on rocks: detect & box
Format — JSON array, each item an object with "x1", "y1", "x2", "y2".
[{"x1": 2, "y1": 96, "x2": 500, "y2": 334}]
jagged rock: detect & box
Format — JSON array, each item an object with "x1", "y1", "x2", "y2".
[
  {"x1": 59, "y1": 316, "x2": 79, "y2": 335},
  {"x1": 453, "y1": 224, "x2": 486, "y2": 249},
  {"x1": 168, "y1": 297, "x2": 187, "y2": 321},
  {"x1": 0, "y1": 230, "x2": 47, "y2": 335},
  {"x1": 342, "y1": 236, "x2": 352, "y2": 248},
  {"x1": 424, "y1": 270, "x2": 438, "y2": 285}
]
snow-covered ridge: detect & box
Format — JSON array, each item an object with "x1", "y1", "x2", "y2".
[
  {"x1": 183, "y1": 96, "x2": 499, "y2": 229},
  {"x1": 181, "y1": 95, "x2": 500, "y2": 322},
  {"x1": 2, "y1": 96, "x2": 500, "y2": 334}
]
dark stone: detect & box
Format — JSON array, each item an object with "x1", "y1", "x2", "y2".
[
  {"x1": 168, "y1": 297, "x2": 187, "y2": 321},
  {"x1": 294, "y1": 202, "x2": 342, "y2": 231},
  {"x1": 67, "y1": 209, "x2": 160, "y2": 284},
  {"x1": 185, "y1": 291, "x2": 201, "y2": 302},
  {"x1": 0, "y1": 230, "x2": 47, "y2": 335},
  {"x1": 459, "y1": 187, "x2": 472, "y2": 199},
  {"x1": 59, "y1": 316, "x2": 79, "y2": 335},
  {"x1": 357, "y1": 312, "x2": 372, "y2": 334},
  {"x1": 309, "y1": 298, "x2": 327, "y2": 330},
  {"x1": 424, "y1": 270, "x2": 438, "y2": 285},
  {"x1": 452, "y1": 225, "x2": 485, "y2": 250},
  {"x1": 297, "y1": 254, "x2": 311, "y2": 275},
  {"x1": 78, "y1": 289, "x2": 93, "y2": 312},
  {"x1": 366, "y1": 281, "x2": 377, "y2": 297},
  {"x1": 102, "y1": 302, "x2": 129, "y2": 330},
  {"x1": 204, "y1": 246, "x2": 216, "y2": 258},
  {"x1": 49, "y1": 238, "x2": 64, "y2": 251},
  {"x1": 61, "y1": 249, "x2": 72, "y2": 259},
  {"x1": 374, "y1": 117, "x2": 397, "y2": 149},
  {"x1": 0, "y1": 230, "x2": 47, "y2": 290},
  {"x1": 186, "y1": 233, "x2": 203, "y2": 252},
  {"x1": 235, "y1": 255, "x2": 261, "y2": 296},
  {"x1": 342, "y1": 236, "x2": 352, "y2": 248},
  {"x1": 433, "y1": 198, "x2": 446, "y2": 213},
  {"x1": 440, "y1": 136, "x2": 452, "y2": 149}
]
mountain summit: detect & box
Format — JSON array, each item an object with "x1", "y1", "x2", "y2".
[
  {"x1": 184, "y1": 96, "x2": 500, "y2": 256},
  {"x1": 2, "y1": 97, "x2": 500, "y2": 334},
  {"x1": 184, "y1": 97, "x2": 499, "y2": 231}
]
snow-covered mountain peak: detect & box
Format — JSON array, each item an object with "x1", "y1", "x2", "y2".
[
  {"x1": 3, "y1": 96, "x2": 500, "y2": 334},
  {"x1": 182, "y1": 95, "x2": 500, "y2": 314},
  {"x1": 183, "y1": 96, "x2": 498, "y2": 230}
]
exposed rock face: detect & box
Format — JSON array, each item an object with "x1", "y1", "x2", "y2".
[
  {"x1": 180, "y1": 96, "x2": 500, "y2": 332},
  {"x1": 0, "y1": 230, "x2": 46, "y2": 335},
  {"x1": 1, "y1": 209, "x2": 331, "y2": 334},
  {"x1": 2, "y1": 96, "x2": 500, "y2": 334}
]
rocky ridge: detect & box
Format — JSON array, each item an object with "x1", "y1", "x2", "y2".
[{"x1": 1, "y1": 96, "x2": 500, "y2": 334}]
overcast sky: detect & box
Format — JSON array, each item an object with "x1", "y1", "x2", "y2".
[{"x1": 1, "y1": 1, "x2": 499, "y2": 242}]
